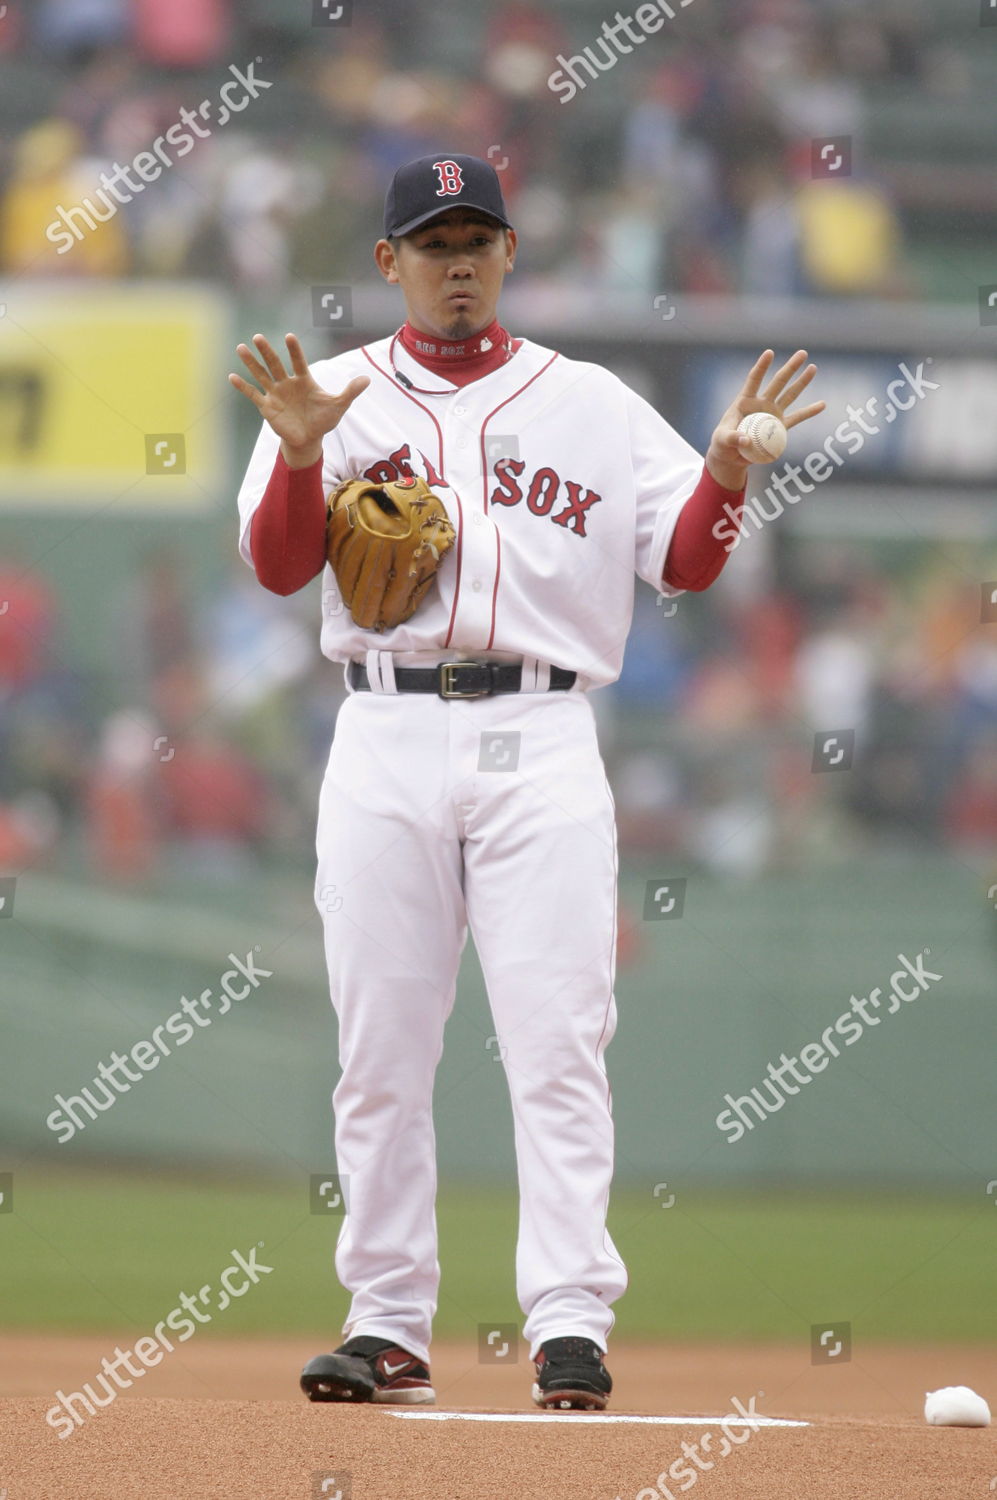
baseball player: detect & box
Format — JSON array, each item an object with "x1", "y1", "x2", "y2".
[{"x1": 231, "y1": 154, "x2": 824, "y2": 1411}]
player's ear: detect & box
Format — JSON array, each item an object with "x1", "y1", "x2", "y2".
[
  {"x1": 374, "y1": 237, "x2": 401, "y2": 284},
  {"x1": 504, "y1": 228, "x2": 517, "y2": 273}
]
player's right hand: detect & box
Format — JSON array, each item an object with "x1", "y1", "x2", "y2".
[
  {"x1": 705, "y1": 347, "x2": 823, "y2": 491},
  {"x1": 229, "y1": 332, "x2": 370, "y2": 468}
]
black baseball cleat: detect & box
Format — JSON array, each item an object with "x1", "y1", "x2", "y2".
[
  {"x1": 300, "y1": 1336, "x2": 435, "y2": 1404},
  {"x1": 532, "y1": 1335, "x2": 612, "y2": 1411}
]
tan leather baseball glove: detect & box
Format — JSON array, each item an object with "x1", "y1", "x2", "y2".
[{"x1": 325, "y1": 475, "x2": 456, "y2": 633}]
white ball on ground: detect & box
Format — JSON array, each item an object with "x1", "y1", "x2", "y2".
[
  {"x1": 923, "y1": 1385, "x2": 991, "y2": 1426},
  {"x1": 736, "y1": 412, "x2": 787, "y2": 464}
]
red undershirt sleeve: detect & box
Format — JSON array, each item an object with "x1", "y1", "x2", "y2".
[
  {"x1": 249, "y1": 452, "x2": 327, "y2": 596},
  {"x1": 662, "y1": 464, "x2": 746, "y2": 592}
]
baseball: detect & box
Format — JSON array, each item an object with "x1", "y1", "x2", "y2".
[
  {"x1": 923, "y1": 1385, "x2": 991, "y2": 1426},
  {"x1": 737, "y1": 412, "x2": 787, "y2": 464}
]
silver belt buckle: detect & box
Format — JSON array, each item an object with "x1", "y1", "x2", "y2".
[{"x1": 439, "y1": 661, "x2": 491, "y2": 699}]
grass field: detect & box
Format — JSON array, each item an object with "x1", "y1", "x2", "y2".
[{"x1": 3, "y1": 1167, "x2": 994, "y2": 1346}]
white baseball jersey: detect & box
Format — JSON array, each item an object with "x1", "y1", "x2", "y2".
[{"x1": 236, "y1": 334, "x2": 703, "y2": 687}]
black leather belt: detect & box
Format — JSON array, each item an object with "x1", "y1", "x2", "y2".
[{"x1": 348, "y1": 660, "x2": 576, "y2": 699}]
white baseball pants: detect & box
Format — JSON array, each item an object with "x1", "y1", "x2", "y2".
[{"x1": 313, "y1": 681, "x2": 628, "y2": 1364}]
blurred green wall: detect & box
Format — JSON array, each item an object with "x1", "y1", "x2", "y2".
[{"x1": 4, "y1": 859, "x2": 992, "y2": 1190}]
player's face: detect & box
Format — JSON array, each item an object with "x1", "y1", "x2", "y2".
[{"x1": 375, "y1": 210, "x2": 517, "y2": 341}]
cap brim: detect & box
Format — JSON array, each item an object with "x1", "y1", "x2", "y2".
[{"x1": 388, "y1": 202, "x2": 513, "y2": 238}]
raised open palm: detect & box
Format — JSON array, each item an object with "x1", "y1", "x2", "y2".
[{"x1": 229, "y1": 332, "x2": 370, "y2": 463}]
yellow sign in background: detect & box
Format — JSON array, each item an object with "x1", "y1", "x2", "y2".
[{"x1": 0, "y1": 283, "x2": 228, "y2": 508}]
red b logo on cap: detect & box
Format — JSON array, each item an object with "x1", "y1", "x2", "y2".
[{"x1": 433, "y1": 160, "x2": 464, "y2": 197}]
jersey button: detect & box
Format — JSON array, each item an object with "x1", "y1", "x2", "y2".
[
  {"x1": 454, "y1": 405, "x2": 467, "y2": 415},
  {"x1": 472, "y1": 580, "x2": 482, "y2": 591},
  {"x1": 456, "y1": 438, "x2": 467, "y2": 449},
  {"x1": 473, "y1": 513, "x2": 484, "y2": 525}
]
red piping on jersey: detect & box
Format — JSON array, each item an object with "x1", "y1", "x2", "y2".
[
  {"x1": 360, "y1": 345, "x2": 448, "y2": 479},
  {"x1": 442, "y1": 489, "x2": 467, "y2": 647},
  {"x1": 487, "y1": 530, "x2": 502, "y2": 651},
  {"x1": 478, "y1": 351, "x2": 560, "y2": 646},
  {"x1": 478, "y1": 352, "x2": 561, "y2": 516},
  {"x1": 361, "y1": 343, "x2": 467, "y2": 645}
]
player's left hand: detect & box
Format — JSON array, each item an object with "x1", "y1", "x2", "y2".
[{"x1": 705, "y1": 348, "x2": 825, "y2": 491}]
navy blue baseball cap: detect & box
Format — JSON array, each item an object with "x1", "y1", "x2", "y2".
[{"x1": 384, "y1": 153, "x2": 513, "y2": 239}]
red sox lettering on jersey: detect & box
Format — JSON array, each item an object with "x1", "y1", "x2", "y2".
[
  {"x1": 362, "y1": 447, "x2": 602, "y2": 539},
  {"x1": 362, "y1": 443, "x2": 445, "y2": 489},
  {"x1": 489, "y1": 459, "x2": 602, "y2": 537},
  {"x1": 236, "y1": 332, "x2": 703, "y2": 686}
]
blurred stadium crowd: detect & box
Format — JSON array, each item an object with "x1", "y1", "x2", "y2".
[
  {"x1": 0, "y1": 0, "x2": 988, "y2": 298},
  {"x1": 4, "y1": 538, "x2": 997, "y2": 888},
  {"x1": 1, "y1": 0, "x2": 994, "y2": 890}
]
